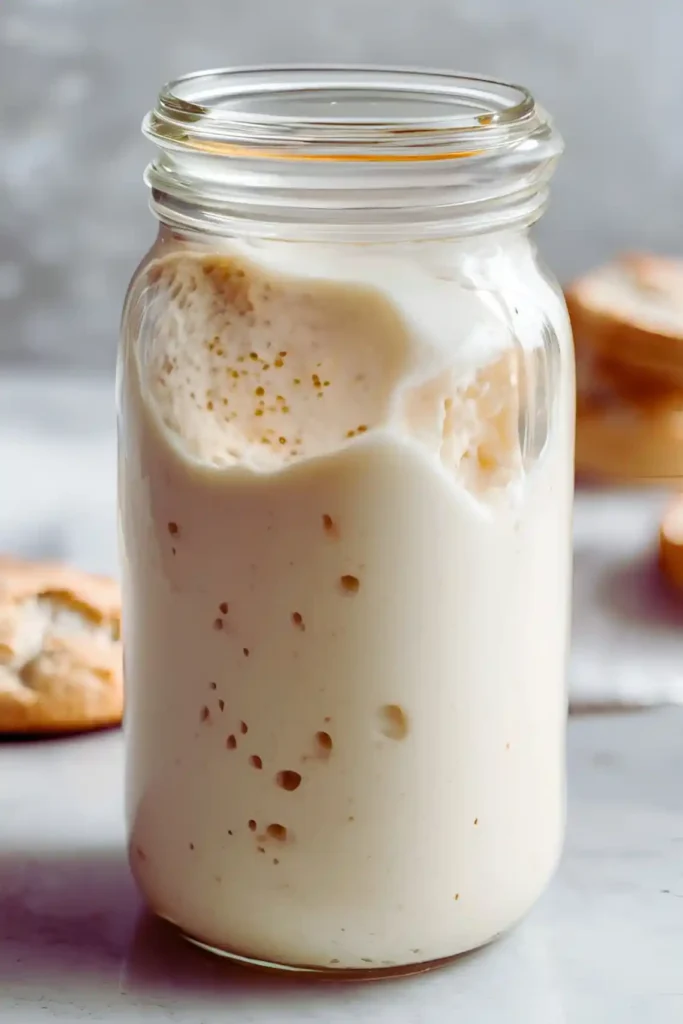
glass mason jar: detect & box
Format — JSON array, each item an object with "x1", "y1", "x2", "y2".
[{"x1": 119, "y1": 66, "x2": 574, "y2": 976}]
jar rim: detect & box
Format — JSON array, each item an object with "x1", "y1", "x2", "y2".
[
  {"x1": 145, "y1": 64, "x2": 541, "y2": 161},
  {"x1": 143, "y1": 65, "x2": 562, "y2": 240}
]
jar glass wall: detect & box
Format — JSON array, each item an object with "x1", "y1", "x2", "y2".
[{"x1": 118, "y1": 66, "x2": 574, "y2": 975}]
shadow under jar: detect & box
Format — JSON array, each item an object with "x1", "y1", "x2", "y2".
[{"x1": 118, "y1": 65, "x2": 575, "y2": 977}]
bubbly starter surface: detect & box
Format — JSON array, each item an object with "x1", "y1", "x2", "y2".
[{"x1": 119, "y1": 236, "x2": 574, "y2": 969}]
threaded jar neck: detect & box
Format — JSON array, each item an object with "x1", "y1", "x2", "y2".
[{"x1": 143, "y1": 65, "x2": 563, "y2": 240}]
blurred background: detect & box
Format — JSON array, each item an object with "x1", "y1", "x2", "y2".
[{"x1": 0, "y1": 0, "x2": 681, "y2": 371}]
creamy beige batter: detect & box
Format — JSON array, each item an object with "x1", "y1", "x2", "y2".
[{"x1": 119, "y1": 233, "x2": 574, "y2": 969}]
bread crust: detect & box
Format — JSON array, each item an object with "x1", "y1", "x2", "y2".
[
  {"x1": 568, "y1": 254, "x2": 683, "y2": 479},
  {"x1": 575, "y1": 401, "x2": 683, "y2": 482},
  {"x1": 660, "y1": 495, "x2": 683, "y2": 590}
]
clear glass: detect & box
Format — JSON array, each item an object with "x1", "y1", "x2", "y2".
[{"x1": 118, "y1": 66, "x2": 575, "y2": 976}]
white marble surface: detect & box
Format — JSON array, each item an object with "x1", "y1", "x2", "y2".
[
  {"x1": 1, "y1": 710, "x2": 683, "y2": 1022},
  {"x1": 572, "y1": 488, "x2": 683, "y2": 706}
]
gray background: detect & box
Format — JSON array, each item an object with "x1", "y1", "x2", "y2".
[{"x1": 0, "y1": 0, "x2": 680, "y2": 371}]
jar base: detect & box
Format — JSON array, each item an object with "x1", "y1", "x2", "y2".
[{"x1": 172, "y1": 921, "x2": 471, "y2": 981}]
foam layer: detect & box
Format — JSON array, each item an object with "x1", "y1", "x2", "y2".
[
  {"x1": 142, "y1": 252, "x2": 412, "y2": 469},
  {"x1": 136, "y1": 243, "x2": 544, "y2": 491}
]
